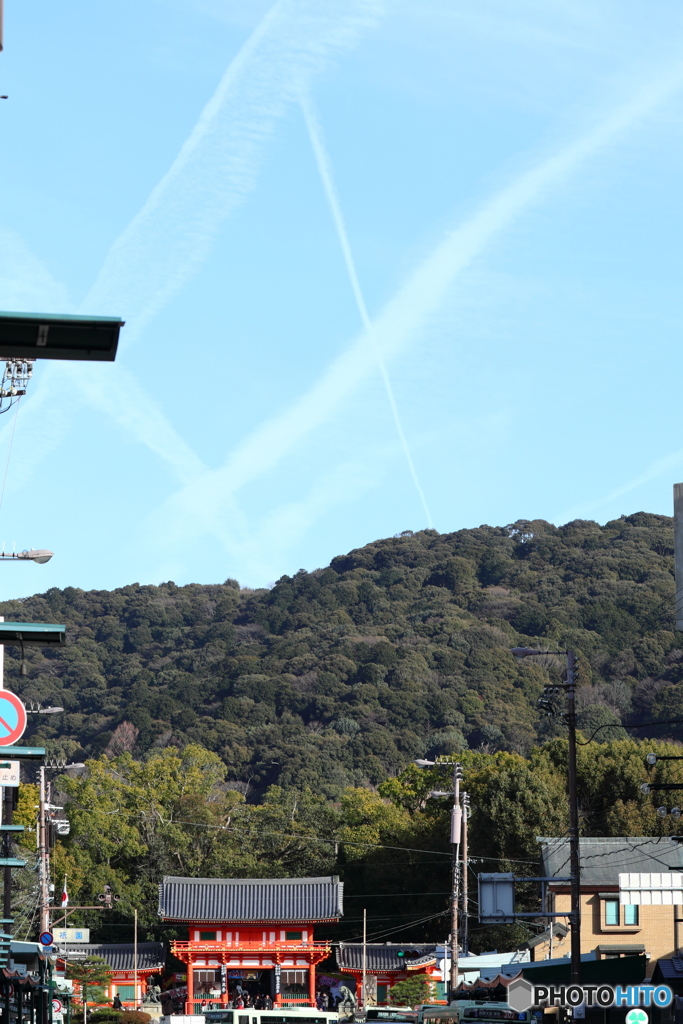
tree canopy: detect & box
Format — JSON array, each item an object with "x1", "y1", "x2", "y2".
[
  {"x1": 0, "y1": 512, "x2": 680, "y2": 798},
  {"x1": 4, "y1": 511, "x2": 683, "y2": 950}
]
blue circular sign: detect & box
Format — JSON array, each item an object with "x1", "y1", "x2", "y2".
[
  {"x1": 0, "y1": 691, "x2": 26, "y2": 746},
  {"x1": 39, "y1": 931, "x2": 53, "y2": 946}
]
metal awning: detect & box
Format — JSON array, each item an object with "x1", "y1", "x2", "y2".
[
  {"x1": 0, "y1": 312, "x2": 123, "y2": 361},
  {"x1": 596, "y1": 944, "x2": 646, "y2": 954},
  {"x1": 0, "y1": 622, "x2": 65, "y2": 647}
]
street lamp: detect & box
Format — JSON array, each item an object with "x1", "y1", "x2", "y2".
[
  {"x1": 26, "y1": 703, "x2": 64, "y2": 715},
  {"x1": 0, "y1": 549, "x2": 53, "y2": 564},
  {"x1": 414, "y1": 758, "x2": 463, "y2": 998},
  {"x1": 511, "y1": 646, "x2": 581, "y2": 985}
]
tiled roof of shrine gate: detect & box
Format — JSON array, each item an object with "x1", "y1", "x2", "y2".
[
  {"x1": 71, "y1": 944, "x2": 165, "y2": 972},
  {"x1": 159, "y1": 876, "x2": 344, "y2": 923}
]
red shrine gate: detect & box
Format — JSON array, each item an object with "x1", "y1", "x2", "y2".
[{"x1": 159, "y1": 875, "x2": 343, "y2": 1013}]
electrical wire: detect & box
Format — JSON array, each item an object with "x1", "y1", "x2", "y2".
[
  {"x1": 346, "y1": 909, "x2": 449, "y2": 944},
  {"x1": 578, "y1": 716, "x2": 683, "y2": 744}
]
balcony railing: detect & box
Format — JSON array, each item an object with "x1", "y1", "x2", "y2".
[{"x1": 172, "y1": 941, "x2": 331, "y2": 954}]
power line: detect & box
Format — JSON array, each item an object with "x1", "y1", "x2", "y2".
[{"x1": 578, "y1": 716, "x2": 683, "y2": 744}]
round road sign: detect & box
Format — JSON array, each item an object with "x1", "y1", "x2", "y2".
[
  {"x1": 0, "y1": 691, "x2": 26, "y2": 746},
  {"x1": 52, "y1": 999, "x2": 62, "y2": 1014},
  {"x1": 39, "y1": 931, "x2": 53, "y2": 946}
]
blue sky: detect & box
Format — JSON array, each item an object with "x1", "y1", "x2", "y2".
[{"x1": 0, "y1": 0, "x2": 682, "y2": 596}]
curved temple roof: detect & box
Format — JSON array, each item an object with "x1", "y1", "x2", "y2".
[
  {"x1": 337, "y1": 943, "x2": 437, "y2": 972},
  {"x1": 67, "y1": 943, "x2": 165, "y2": 972},
  {"x1": 159, "y1": 875, "x2": 344, "y2": 923}
]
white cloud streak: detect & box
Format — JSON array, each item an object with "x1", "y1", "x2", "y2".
[
  {"x1": 556, "y1": 448, "x2": 683, "y2": 524},
  {"x1": 300, "y1": 93, "x2": 434, "y2": 528},
  {"x1": 0, "y1": 0, "x2": 386, "y2": 497},
  {"x1": 79, "y1": 0, "x2": 386, "y2": 346},
  {"x1": 154, "y1": 60, "x2": 683, "y2": 552}
]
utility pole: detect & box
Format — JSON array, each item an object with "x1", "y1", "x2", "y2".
[
  {"x1": 0, "y1": 618, "x2": 11, "y2": 926},
  {"x1": 460, "y1": 792, "x2": 469, "y2": 959},
  {"x1": 450, "y1": 765, "x2": 462, "y2": 998},
  {"x1": 134, "y1": 908, "x2": 138, "y2": 1010},
  {"x1": 512, "y1": 646, "x2": 582, "y2": 986},
  {"x1": 414, "y1": 758, "x2": 463, "y2": 999},
  {"x1": 566, "y1": 651, "x2": 581, "y2": 985},
  {"x1": 361, "y1": 908, "x2": 366, "y2": 1012}
]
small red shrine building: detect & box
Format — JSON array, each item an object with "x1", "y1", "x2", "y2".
[
  {"x1": 159, "y1": 875, "x2": 343, "y2": 1013},
  {"x1": 337, "y1": 944, "x2": 439, "y2": 1004},
  {"x1": 56, "y1": 943, "x2": 165, "y2": 1008}
]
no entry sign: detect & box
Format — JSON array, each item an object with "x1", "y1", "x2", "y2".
[{"x1": 0, "y1": 692, "x2": 26, "y2": 746}]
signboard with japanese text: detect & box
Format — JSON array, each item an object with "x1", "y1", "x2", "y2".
[
  {"x1": 54, "y1": 928, "x2": 90, "y2": 943},
  {"x1": 0, "y1": 761, "x2": 19, "y2": 786}
]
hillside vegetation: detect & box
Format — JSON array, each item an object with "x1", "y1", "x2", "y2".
[
  {"x1": 2, "y1": 511, "x2": 681, "y2": 797},
  {"x1": 5, "y1": 509, "x2": 683, "y2": 948}
]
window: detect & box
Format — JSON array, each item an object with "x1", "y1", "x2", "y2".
[
  {"x1": 285, "y1": 931, "x2": 302, "y2": 941},
  {"x1": 200, "y1": 931, "x2": 217, "y2": 941},
  {"x1": 605, "y1": 900, "x2": 619, "y2": 926},
  {"x1": 117, "y1": 987, "x2": 135, "y2": 1002},
  {"x1": 624, "y1": 904, "x2": 639, "y2": 926}
]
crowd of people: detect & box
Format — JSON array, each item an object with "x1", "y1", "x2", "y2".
[{"x1": 227, "y1": 992, "x2": 274, "y2": 1010}]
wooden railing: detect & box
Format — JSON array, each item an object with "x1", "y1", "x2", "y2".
[{"x1": 172, "y1": 941, "x2": 330, "y2": 953}]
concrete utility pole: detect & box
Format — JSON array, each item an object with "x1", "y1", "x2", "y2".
[
  {"x1": 134, "y1": 908, "x2": 139, "y2": 1009},
  {"x1": 361, "y1": 908, "x2": 366, "y2": 1012},
  {"x1": 512, "y1": 646, "x2": 582, "y2": 985},
  {"x1": 414, "y1": 757, "x2": 463, "y2": 997},
  {"x1": 460, "y1": 792, "x2": 469, "y2": 959},
  {"x1": 565, "y1": 651, "x2": 581, "y2": 985},
  {"x1": 450, "y1": 765, "x2": 462, "y2": 997},
  {"x1": 0, "y1": 617, "x2": 12, "y2": 925}
]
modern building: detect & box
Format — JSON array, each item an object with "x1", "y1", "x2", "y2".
[
  {"x1": 159, "y1": 875, "x2": 343, "y2": 1012},
  {"x1": 538, "y1": 836, "x2": 683, "y2": 975}
]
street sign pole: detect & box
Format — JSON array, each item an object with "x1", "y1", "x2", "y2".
[{"x1": 39, "y1": 767, "x2": 50, "y2": 934}]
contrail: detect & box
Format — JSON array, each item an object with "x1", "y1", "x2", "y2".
[
  {"x1": 0, "y1": 0, "x2": 385, "y2": 494},
  {"x1": 79, "y1": 0, "x2": 385, "y2": 346},
  {"x1": 300, "y1": 94, "x2": 434, "y2": 528},
  {"x1": 556, "y1": 447, "x2": 683, "y2": 523},
  {"x1": 153, "y1": 58, "x2": 683, "y2": 554}
]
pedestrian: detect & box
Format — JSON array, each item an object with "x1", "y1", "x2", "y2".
[{"x1": 113, "y1": 995, "x2": 123, "y2": 1011}]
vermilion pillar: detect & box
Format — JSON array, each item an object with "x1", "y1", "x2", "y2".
[
  {"x1": 308, "y1": 964, "x2": 316, "y2": 1007},
  {"x1": 186, "y1": 958, "x2": 194, "y2": 1014},
  {"x1": 274, "y1": 964, "x2": 281, "y2": 1007}
]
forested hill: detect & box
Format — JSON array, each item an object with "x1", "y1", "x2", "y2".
[{"x1": 2, "y1": 512, "x2": 681, "y2": 798}]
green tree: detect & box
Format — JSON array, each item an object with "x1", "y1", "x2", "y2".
[
  {"x1": 387, "y1": 976, "x2": 433, "y2": 1007},
  {"x1": 66, "y1": 956, "x2": 113, "y2": 1013}
]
